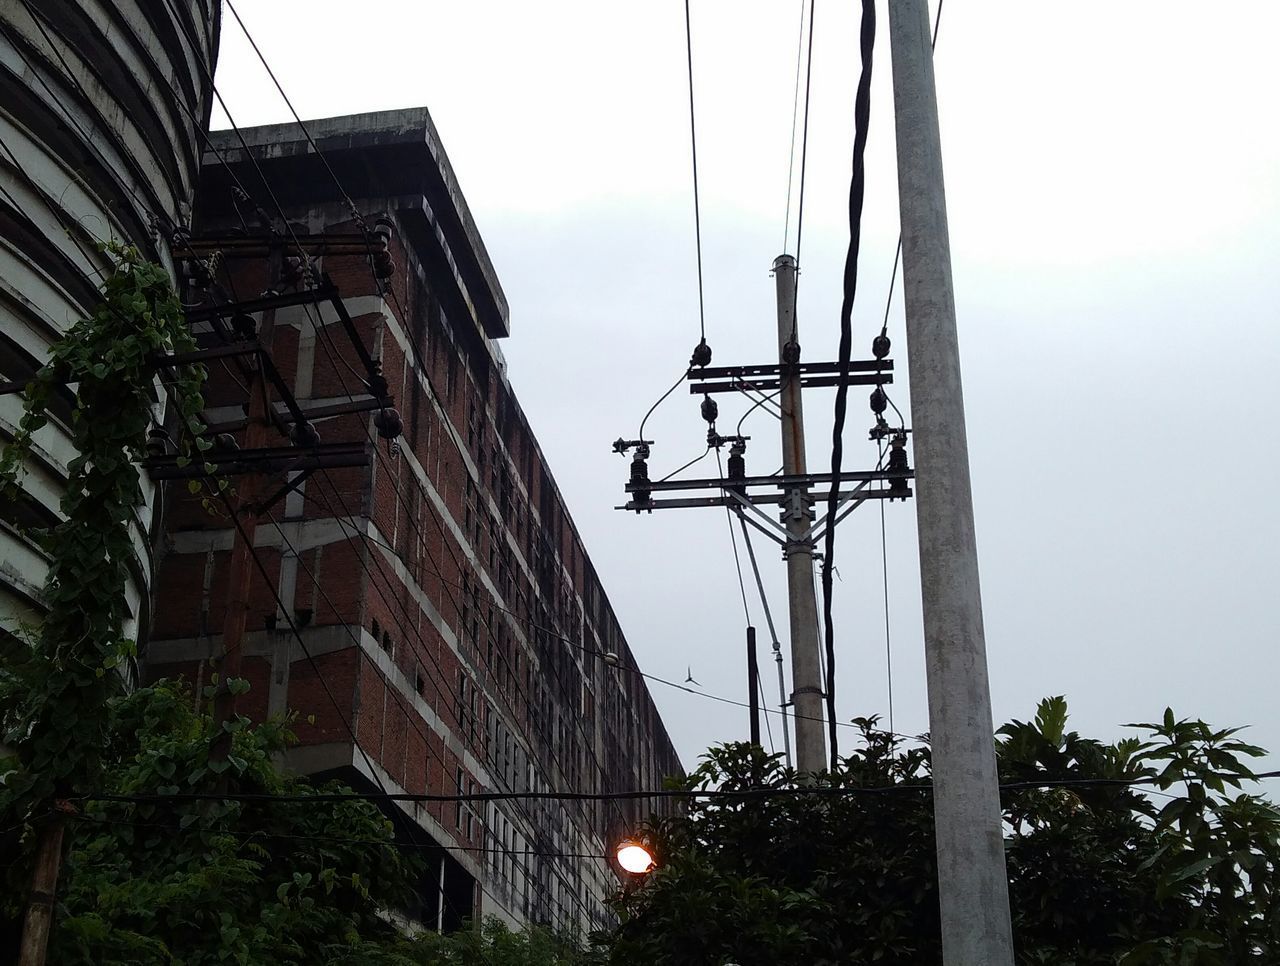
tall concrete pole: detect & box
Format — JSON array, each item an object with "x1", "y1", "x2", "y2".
[
  {"x1": 887, "y1": 2, "x2": 1014, "y2": 963},
  {"x1": 773, "y1": 254, "x2": 826, "y2": 773}
]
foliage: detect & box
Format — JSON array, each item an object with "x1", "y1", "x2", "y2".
[
  {"x1": 599, "y1": 700, "x2": 1280, "y2": 965},
  {"x1": 4, "y1": 676, "x2": 591, "y2": 964},
  {"x1": 402, "y1": 916, "x2": 597, "y2": 965},
  {"x1": 0, "y1": 243, "x2": 208, "y2": 821},
  {"x1": 48, "y1": 680, "x2": 426, "y2": 965}
]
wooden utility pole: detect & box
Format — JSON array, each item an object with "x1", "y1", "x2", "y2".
[
  {"x1": 888, "y1": 1, "x2": 1014, "y2": 962},
  {"x1": 17, "y1": 811, "x2": 66, "y2": 966}
]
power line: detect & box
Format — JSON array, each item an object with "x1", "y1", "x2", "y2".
[
  {"x1": 820, "y1": 0, "x2": 877, "y2": 771},
  {"x1": 78, "y1": 769, "x2": 1280, "y2": 807},
  {"x1": 878, "y1": 442, "x2": 895, "y2": 738},
  {"x1": 736, "y1": 512, "x2": 788, "y2": 765},
  {"x1": 781, "y1": 0, "x2": 808, "y2": 255},
  {"x1": 715, "y1": 449, "x2": 753, "y2": 627},
  {"x1": 297, "y1": 503, "x2": 909, "y2": 743},
  {"x1": 792, "y1": 0, "x2": 817, "y2": 270},
  {"x1": 683, "y1": 0, "x2": 707, "y2": 342},
  {"x1": 878, "y1": 0, "x2": 945, "y2": 340},
  {"x1": 0, "y1": 34, "x2": 502, "y2": 933},
  {"x1": 638, "y1": 365, "x2": 692, "y2": 443},
  {"x1": 221, "y1": 0, "x2": 364, "y2": 228},
  {"x1": 185, "y1": 22, "x2": 647, "y2": 925},
  {"x1": 69, "y1": 812, "x2": 612, "y2": 864},
  {"x1": 8, "y1": 2, "x2": 171, "y2": 236},
  {"x1": 201, "y1": 0, "x2": 640, "y2": 823}
]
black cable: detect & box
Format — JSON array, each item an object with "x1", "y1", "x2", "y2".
[
  {"x1": 80, "y1": 769, "x2": 1280, "y2": 807},
  {"x1": 734, "y1": 387, "x2": 782, "y2": 435},
  {"x1": 878, "y1": 0, "x2": 945, "y2": 339},
  {"x1": 878, "y1": 442, "x2": 895, "y2": 739},
  {"x1": 821, "y1": 0, "x2": 877, "y2": 771},
  {"x1": 70, "y1": 812, "x2": 611, "y2": 862},
  {"x1": 793, "y1": 0, "x2": 817, "y2": 270},
  {"x1": 184, "y1": 4, "x2": 642, "y2": 875},
  {"x1": 637, "y1": 366, "x2": 691, "y2": 442},
  {"x1": 292, "y1": 507, "x2": 906, "y2": 742},
  {"x1": 683, "y1": 0, "x2": 706, "y2": 342},
  {"x1": 735, "y1": 512, "x2": 784, "y2": 762},
  {"x1": 290, "y1": 469, "x2": 619, "y2": 928},
  {"x1": 657, "y1": 444, "x2": 713, "y2": 483},
  {"x1": 7, "y1": 3, "x2": 171, "y2": 236},
  {"x1": 782, "y1": 0, "x2": 808, "y2": 255},
  {"x1": 222, "y1": 0, "x2": 364, "y2": 227},
  {"x1": 715, "y1": 449, "x2": 752, "y2": 627},
  {"x1": 210, "y1": 487, "x2": 450, "y2": 924},
  {"x1": 152, "y1": 13, "x2": 674, "y2": 922},
  {"x1": 786, "y1": 0, "x2": 818, "y2": 345}
]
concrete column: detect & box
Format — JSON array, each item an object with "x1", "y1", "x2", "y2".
[
  {"x1": 887, "y1": 1, "x2": 1014, "y2": 963},
  {"x1": 773, "y1": 254, "x2": 826, "y2": 774}
]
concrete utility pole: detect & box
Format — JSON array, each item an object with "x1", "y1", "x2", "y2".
[
  {"x1": 887, "y1": 1, "x2": 1014, "y2": 963},
  {"x1": 773, "y1": 254, "x2": 826, "y2": 774}
]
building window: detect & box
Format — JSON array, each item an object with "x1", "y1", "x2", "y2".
[{"x1": 454, "y1": 767, "x2": 464, "y2": 829}]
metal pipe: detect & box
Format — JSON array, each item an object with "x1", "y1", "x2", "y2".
[{"x1": 747, "y1": 625, "x2": 761, "y2": 746}]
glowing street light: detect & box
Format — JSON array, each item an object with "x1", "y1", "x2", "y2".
[{"x1": 614, "y1": 839, "x2": 656, "y2": 874}]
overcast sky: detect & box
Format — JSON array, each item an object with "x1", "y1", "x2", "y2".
[{"x1": 212, "y1": 1, "x2": 1280, "y2": 772}]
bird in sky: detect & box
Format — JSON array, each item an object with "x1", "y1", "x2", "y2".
[{"x1": 684, "y1": 666, "x2": 700, "y2": 686}]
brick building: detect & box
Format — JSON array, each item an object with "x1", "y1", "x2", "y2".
[{"x1": 146, "y1": 108, "x2": 682, "y2": 932}]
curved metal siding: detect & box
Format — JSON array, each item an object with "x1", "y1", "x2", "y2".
[{"x1": 0, "y1": 0, "x2": 218, "y2": 648}]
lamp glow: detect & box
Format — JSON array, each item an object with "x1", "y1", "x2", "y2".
[{"x1": 615, "y1": 840, "x2": 655, "y2": 874}]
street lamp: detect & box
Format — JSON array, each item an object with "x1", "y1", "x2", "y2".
[{"x1": 614, "y1": 839, "x2": 656, "y2": 875}]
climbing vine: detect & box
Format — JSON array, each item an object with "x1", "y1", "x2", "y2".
[{"x1": 0, "y1": 243, "x2": 208, "y2": 822}]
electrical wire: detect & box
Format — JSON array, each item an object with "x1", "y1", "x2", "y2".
[
  {"x1": 188, "y1": 0, "x2": 642, "y2": 858},
  {"x1": 69, "y1": 812, "x2": 612, "y2": 863},
  {"x1": 637, "y1": 366, "x2": 691, "y2": 443},
  {"x1": 79, "y1": 769, "x2": 1280, "y2": 807},
  {"x1": 69, "y1": 813, "x2": 558, "y2": 938},
  {"x1": 682, "y1": 0, "x2": 707, "y2": 342},
  {"x1": 792, "y1": 0, "x2": 817, "y2": 273},
  {"x1": 781, "y1": 0, "x2": 808, "y2": 255},
  {"x1": 878, "y1": 0, "x2": 945, "y2": 340},
  {"x1": 878, "y1": 441, "x2": 895, "y2": 738},
  {"x1": 715, "y1": 449, "x2": 752, "y2": 627},
  {"x1": 150, "y1": 5, "x2": 692, "y2": 924},
  {"x1": 8, "y1": 3, "x2": 172, "y2": 237},
  {"x1": 222, "y1": 0, "x2": 364, "y2": 228},
  {"x1": 211, "y1": 485, "x2": 453, "y2": 925},
  {"x1": 821, "y1": 0, "x2": 877, "y2": 771},
  {"x1": 736, "y1": 511, "x2": 790, "y2": 766},
  {"x1": 302, "y1": 504, "x2": 915, "y2": 743},
  {"x1": 657, "y1": 444, "x2": 712, "y2": 483}
]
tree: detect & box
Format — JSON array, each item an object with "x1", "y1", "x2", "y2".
[
  {"x1": 2, "y1": 677, "x2": 595, "y2": 964},
  {"x1": 406, "y1": 915, "x2": 598, "y2": 965},
  {"x1": 42, "y1": 681, "x2": 424, "y2": 964},
  {"x1": 599, "y1": 699, "x2": 1280, "y2": 965},
  {"x1": 0, "y1": 244, "x2": 212, "y2": 961}
]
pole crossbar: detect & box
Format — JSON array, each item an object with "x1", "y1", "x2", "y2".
[
  {"x1": 628, "y1": 468, "x2": 909, "y2": 493},
  {"x1": 144, "y1": 441, "x2": 370, "y2": 480},
  {"x1": 692, "y1": 372, "x2": 891, "y2": 394}
]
